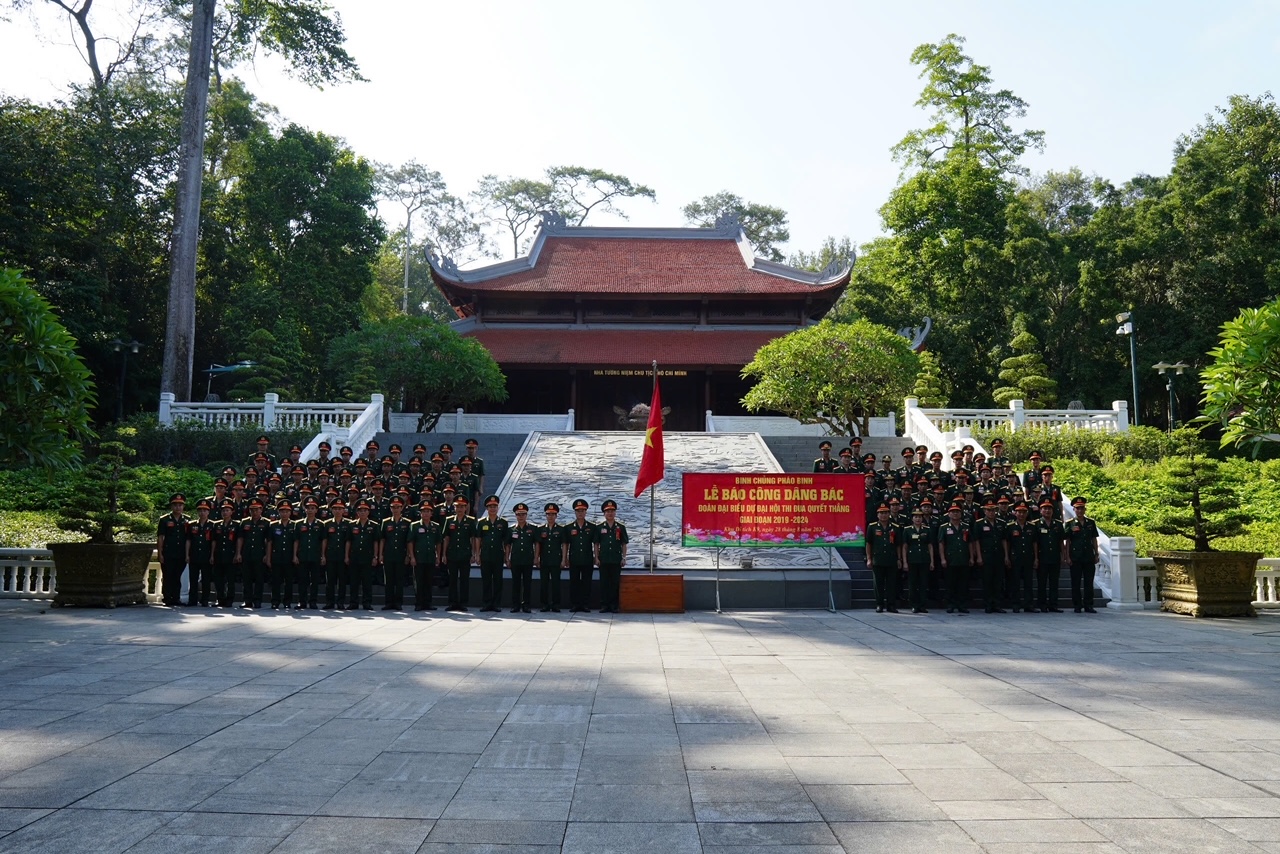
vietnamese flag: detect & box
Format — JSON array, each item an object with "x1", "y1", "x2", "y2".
[{"x1": 634, "y1": 379, "x2": 665, "y2": 497}]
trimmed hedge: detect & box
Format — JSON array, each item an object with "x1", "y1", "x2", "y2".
[
  {"x1": 116, "y1": 414, "x2": 318, "y2": 471},
  {"x1": 972, "y1": 425, "x2": 1174, "y2": 466}
]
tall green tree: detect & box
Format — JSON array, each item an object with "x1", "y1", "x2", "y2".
[
  {"x1": 1200, "y1": 296, "x2": 1280, "y2": 455},
  {"x1": 993, "y1": 318, "x2": 1058, "y2": 407},
  {"x1": 742, "y1": 319, "x2": 919, "y2": 436},
  {"x1": 682, "y1": 191, "x2": 790, "y2": 261},
  {"x1": 547, "y1": 165, "x2": 657, "y2": 225},
  {"x1": 0, "y1": 268, "x2": 96, "y2": 469},
  {"x1": 788, "y1": 236, "x2": 855, "y2": 273},
  {"x1": 327, "y1": 316, "x2": 507, "y2": 432}
]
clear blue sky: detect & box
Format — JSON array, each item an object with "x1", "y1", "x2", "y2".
[{"x1": 3, "y1": 0, "x2": 1278, "y2": 260}]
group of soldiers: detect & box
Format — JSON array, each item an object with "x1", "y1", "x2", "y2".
[
  {"x1": 154, "y1": 436, "x2": 629, "y2": 615},
  {"x1": 815, "y1": 439, "x2": 1101, "y2": 615}
]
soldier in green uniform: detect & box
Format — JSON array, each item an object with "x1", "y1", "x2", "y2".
[
  {"x1": 987, "y1": 438, "x2": 1010, "y2": 469},
  {"x1": 970, "y1": 499, "x2": 1007, "y2": 613},
  {"x1": 595, "y1": 499, "x2": 628, "y2": 613},
  {"x1": 1034, "y1": 498, "x2": 1067, "y2": 613},
  {"x1": 464, "y1": 438, "x2": 486, "y2": 497},
  {"x1": 902, "y1": 507, "x2": 933, "y2": 613},
  {"x1": 185, "y1": 499, "x2": 215, "y2": 607},
  {"x1": 294, "y1": 497, "x2": 325, "y2": 610},
  {"x1": 346, "y1": 500, "x2": 380, "y2": 610},
  {"x1": 442, "y1": 495, "x2": 477, "y2": 611},
  {"x1": 1003, "y1": 500, "x2": 1037, "y2": 612},
  {"x1": 157, "y1": 494, "x2": 189, "y2": 607},
  {"x1": 837, "y1": 447, "x2": 858, "y2": 473},
  {"x1": 459, "y1": 458, "x2": 482, "y2": 515},
  {"x1": 537, "y1": 502, "x2": 567, "y2": 612},
  {"x1": 266, "y1": 501, "x2": 296, "y2": 609},
  {"x1": 1065, "y1": 496, "x2": 1100, "y2": 613},
  {"x1": 235, "y1": 498, "x2": 270, "y2": 608},
  {"x1": 1038, "y1": 465, "x2": 1064, "y2": 521},
  {"x1": 566, "y1": 498, "x2": 597, "y2": 613},
  {"x1": 1022, "y1": 450, "x2": 1045, "y2": 492},
  {"x1": 476, "y1": 495, "x2": 510, "y2": 612},
  {"x1": 409, "y1": 502, "x2": 441, "y2": 611},
  {"x1": 211, "y1": 501, "x2": 238, "y2": 607},
  {"x1": 379, "y1": 496, "x2": 412, "y2": 611},
  {"x1": 865, "y1": 504, "x2": 899, "y2": 613},
  {"x1": 938, "y1": 504, "x2": 972, "y2": 614},
  {"x1": 508, "y1": 502, "x2": 538, "y2": 613},
  {"x1": 321, "y1": 500, "x2": 350, "y2": 610},
  {"x1": 813, "y1": 440, "x2": 838, "y2": 473},
  {"x1": 248, "y1": 435, "x2": 276, "y2": 472}
]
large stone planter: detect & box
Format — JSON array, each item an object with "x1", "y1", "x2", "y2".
[
  {"x1": 48, "y1": 542, "x2": 153, "y2": 608},
  {"x1": 1151, "y1": 549, "x2": 1262, "y2": 618}
]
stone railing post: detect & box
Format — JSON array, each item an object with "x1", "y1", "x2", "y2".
[
  {"x1": 1113, "y1": 400, "x2": 1129, "y2": 433},
  {"x1": 1106, "y1": 536, "x2": 1143, "y2": 610},
  {"x1": 263, "y1": 392, "x2": 279, "y2": 429},
  {"x1": 158, "y1": 392, "x2": 174, "y2": 426},
  {"x1": 1009, "y1": 399, "x2": 1025, "y2": 432},
  {"x1": 371, "y1": 393, "x2": 384, "y2": 431},
  {"x1": 705, "y1": 410, "x2": 715, "y2": 432},
  {"x1": 566, "y1": 409, "x2": 575, "y2": 431}
]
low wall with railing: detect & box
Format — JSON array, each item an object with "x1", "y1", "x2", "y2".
[
  {"x1": 705, "y1": 412, "x2": 896, "y2": 437},
  {"x1": 387, "y1": 410, "x2": 576, "y2": 434},
  {"x1": 1, "y1": 548, "x2": 163, "y2": 602},
  {"x1": 907, "y1": 397, "x2": 1130, "y2": 439},
  {"x1": 158, "y1": 392, "x2": 377, "y2": 431}
]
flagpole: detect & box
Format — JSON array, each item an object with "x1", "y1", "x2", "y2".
[{"x1": 648, "y1": 359, "x2": 657, "y2": 573}]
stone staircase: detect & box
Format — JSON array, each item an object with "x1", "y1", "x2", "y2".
[{"x1": 762, "y1": 435, "x2": 905, "y2": 474}]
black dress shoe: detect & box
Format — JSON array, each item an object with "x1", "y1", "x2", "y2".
[
  {"x1": 522, "y1": 607, "x2": 532, "y2": 614},
  {"x1": 381, "y1": 605, "x2": 395, "y2": 611},
  {"x1": 551, "y1": 608, "x2": 561, "y2": 613},
  {"x1": 994, "y1": 608, "x2": 1006, "y2": 613},
  {"x1": 918, "y1": 608, "x2": 928, "y2": 614},
  {"x1": 1050, "y1": 608, "x2": 1063, "y2": 613},
  {"x1": 876, "y1": 607, "x2": 884, "y2": 613},
  {"x1": 946, "y1": 607, "x2": 955, "y2": 614},
  {"x1": 958, "y1": 608, "x2": 969, "y2": 614},
  {"x1": 887, "y1": 607, "x2": 899, "y2": 613},
  {"x1": 540, "y1": 607, "x2": 551, "y2": 613},
  {"x1": 1084, "y1": 607, "x2": 1097, "y2": 613},
  {"x1": 912, "y1": 607, "x2": 923, "y2": 614}
]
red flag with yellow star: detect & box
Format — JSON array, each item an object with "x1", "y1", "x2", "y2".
[{"x1": 634, "y1": 379, "x2": 665, "y2": 497}]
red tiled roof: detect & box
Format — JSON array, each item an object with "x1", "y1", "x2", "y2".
[
  {"x1": 468, "y1": 328, "x2": 786, "y2": 367},
  {"x1": 436, "y1": 237, "x2": 847, "y2": 298}
]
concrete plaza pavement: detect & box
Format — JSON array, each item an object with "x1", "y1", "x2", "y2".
[{"x1": 2, "y1": 601, "x2": 1280, "y2": 853}]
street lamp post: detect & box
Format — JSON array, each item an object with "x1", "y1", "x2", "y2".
[
  {"x1": 1115, "y1": 311, "x2": 1139, "y2": 427},
  {"x1": 110, "y1": 338, "x2": 142, "y2": 421},
  {"x1": 1152, "y1": 360, "x2": 1189, "y2": 433}
]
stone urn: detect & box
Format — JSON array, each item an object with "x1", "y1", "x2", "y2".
[
  {"x1": 48, "y1": 542, "x2": 153, "y2": 608},
  {"x1": 1150, "y1": 550, "x2": 1262, "y2": 618}
]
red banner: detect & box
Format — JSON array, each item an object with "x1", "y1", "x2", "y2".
[{"x1": 681, "y1": 473, "x2": 865, "y2": 548}]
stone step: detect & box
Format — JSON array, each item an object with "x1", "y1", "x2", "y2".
[{"x1": 762, "y1": 435, "x2": 905, "y2": 474}]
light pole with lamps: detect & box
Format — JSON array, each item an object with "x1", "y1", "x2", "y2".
[
  {"x1": 1152, "y1": 360, "x2": 1189, "y2": 433},
  {"x1": 110, "y1": 338, "x2": 142, "y2": 421},
  {"x1": 1115, "y1": 311, "x2": 1139, "y2": 426}
]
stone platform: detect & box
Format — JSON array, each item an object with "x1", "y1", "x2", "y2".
[{"x1": 3, "y1": 601, "x2": 1280, "y2": 852}]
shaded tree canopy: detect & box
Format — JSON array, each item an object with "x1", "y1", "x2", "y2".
[{"x1": 742, "y1": 319, "x2": 919, "y2": 436}]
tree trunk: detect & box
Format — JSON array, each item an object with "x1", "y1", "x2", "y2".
[{"x1": 160, "y1": 0, "x2": 217, "y2": 402}]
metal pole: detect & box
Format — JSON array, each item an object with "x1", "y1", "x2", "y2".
[
  {"x1": 1166, "y1": 377, "x2": 1175, "y2": 432},
  {"x1": 1129, "y1": 331, "x2": 1140, "y2": 427},
  {"x1": 648, "y1": 359, "x2": 657, "y2": 573},
  {"x1": 715, "y1": 548, "x2": 721, "y2": 613}
]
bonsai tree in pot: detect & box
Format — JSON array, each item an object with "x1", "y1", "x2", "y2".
[
  {"x1": 1148, "y1": 428, "x2": 1258, "y2": 617},
  {"x1": 50, "y1": 431, "x2": 157, "y2": 607}
]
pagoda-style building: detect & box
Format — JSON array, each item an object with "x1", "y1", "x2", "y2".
[{"x1": 427, "y1": 214, "x2": 851, "y2": 431}]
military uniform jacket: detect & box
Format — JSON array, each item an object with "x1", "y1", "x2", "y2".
[
  {"x1": 347, "y1": 520, "x2": 380, "y2": 564},
  {"x1": 476, "y1": 516, "x2": 510, "y2": 562},
  {"x1": 536, "y1": 523, "x2": 568, "y2": 568},
  {"x1": 187, "y1": 519, "x2": 215, "y2": 564},
  {"x1": 212, "y1": 518, "x2": 238, "y2": 563},
  {"x1": 409, "y1": 520, "x2": 441, "y2": 564},
  {"x1": 239, "y1": 517, "x2": 270, "y2": 561},
  {"x1": 267, "y1": 519, "x2": 295, "y2": 562},
  {"x1": 813, "y1": 457, "x2": 839, "y2": 473},
  {"x1": 381, "y1": 517, "x2": 412, "y2": 563},
  {"x1": 566, "y1": 520, "x2": 598, "y2": 565},
  {"x1": 186, "y1": 517, "x2": 213, "y2": 563},
  {"x1": 969, "y1": 518, "x2": 1005, "y2": 562},
  {"x1": 866, "y1": 521, "x2": 898, "y2": 567},
  {"x1": 903, "y1": 525, "x2": 933, "y2": 565},
  {"x1": 1035, "y1": 518, "x2": 1066, "y2": 567},
  {"x1": 465, "y1": 455, "x2": 485, "y2": 479},
  {"x1": 443, "y1": 516, "x2": 477, "y2": 561},
  {"x1": 509, "y1": 523, "x2": 537, "y2": 566},
  {"x1": 322, "y1": 518, "x2": 349, "y2": 562},
  {"x1": 1064, "y1": 517, "x2": 1099, "y2": 564},
  {"x1": 157, "y1": 514, "x2": 189, "y2": 562},
  {"x1": 596, "y1": 521, "x2": 628, "y2": 563},
  {"x1": 938, "y1": 523, "x2": 970, "y2": 566},
  {"x1": 1005, "y1": 521, "x2": 1035, "y2": 567},
  {"x1": 294, "y1": 517, "x2": 325, "y2": 562}
]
